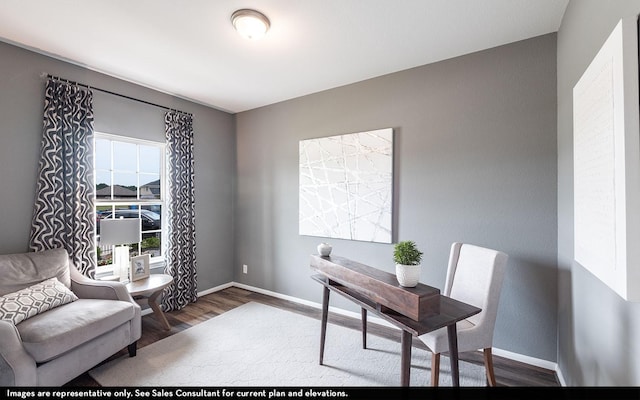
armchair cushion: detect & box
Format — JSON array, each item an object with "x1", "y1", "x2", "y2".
[
  {"x1": 0, "y1": 277, "x2": 78, "y2": 325},
  {"x1": 17, "y1": 298, "x2": 135, "y2": 363}
]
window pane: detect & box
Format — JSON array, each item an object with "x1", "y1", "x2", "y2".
[
  {"x1": 95, "y1": 138, "x2": 111, "y2": 170},
  {"x1": 96, "y1": 205, "x2": 113, "y2": 250},
  {"x1": 113, "y1": 205, "x2": 140, "y2": 226},
  {"x1": 142, "y1": 205, "x2": 161, "y2": 231},
  {"x1": 113, "y1": 172, "x2": 138, "y2": 199},
  {"x1": 141, "y1": 232, "x2": 161, "y2": 258},
  {"x1": 113, "y1": 142, "x2": 137, "y2": 171},
  {"x1": 140, "y1": 175, "x2": 160, "y2": 199},
  {"x1": 96, "y1": 203, "x2": 116, "y2": 267},
  {"x1": 139, "y1": 146, "x2": 160, "y2": 174},
  {"x1": 95, "y1": 171, "x2": 112, "y2": 199},
  {"x1": 96, "y1": 244, "x2": 113, "y2": 266},
  {"x1": 96, "y1": 205, "x2": 112, "y2": 216}
]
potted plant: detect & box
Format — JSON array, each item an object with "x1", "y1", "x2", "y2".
[{"x1": 393, "y1": 240, "x2": 423, "y2": 287}]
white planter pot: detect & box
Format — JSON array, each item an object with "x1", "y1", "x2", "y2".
[{"x1": 395, "y1": 263, "x2": 421, "y2": 287}]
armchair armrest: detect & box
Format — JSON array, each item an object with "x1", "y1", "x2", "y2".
[
  {"x1": 0, "y1": 321, "x2": 36, "y2": 386},
  {"x1": 70, "y1": 265, "x2": 142, "y2": 343},
  {"x1": 69, "y1": 265, "x2": 134, "y2": 303}
]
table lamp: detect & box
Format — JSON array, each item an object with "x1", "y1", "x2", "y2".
[{"x1": 99, "y1": 217, "x2": 141, "y2": 282}]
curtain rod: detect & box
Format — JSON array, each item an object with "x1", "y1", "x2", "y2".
[{"x1": 44, "y1": 73, "x2": 193, "y2": 116}]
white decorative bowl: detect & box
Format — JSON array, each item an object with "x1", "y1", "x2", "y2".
[
  {"x1": 317, "y1": 243, "x2": 332, "y2": 257},
  {"x1": 395, "y1": 263, "x2": 421, "y2": 287}
]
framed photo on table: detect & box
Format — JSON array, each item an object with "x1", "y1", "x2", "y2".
[{"x1": 130, "y1": 254, "x2": 150, "y2": 282}]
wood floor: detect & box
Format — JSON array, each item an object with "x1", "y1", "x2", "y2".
[{"x1": 67, "y1": 286, "x2": 561, "y2": 387}]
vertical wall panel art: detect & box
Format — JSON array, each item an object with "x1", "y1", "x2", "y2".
[
  {"x1": 573, "y1": 17, "x2": 640, "y2": 301},
  {"x1": 299, "y1": 128, "x2": 393, "y2": 243}
]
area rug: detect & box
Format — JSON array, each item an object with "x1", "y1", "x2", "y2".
[{"x1": 89, "y1": 302, "x2": 485, "y2": 386}]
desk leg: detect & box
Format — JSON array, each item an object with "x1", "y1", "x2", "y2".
[
  {"x1": 400, "y1": 330, "x2": 412, "y2": 386},
  {"x1": 361, "y1": 308, "x2": 367, "y2": 349},
  {"x1": 319, "y1": 286, "x2": 330, "y2": 365},
  {"x1": 447, "y1": 324, "x2": 460, "y2": 386}
]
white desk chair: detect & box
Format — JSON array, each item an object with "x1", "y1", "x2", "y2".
[{"x1": 418, "y1": 242, "x2": 508, "y2": 386}]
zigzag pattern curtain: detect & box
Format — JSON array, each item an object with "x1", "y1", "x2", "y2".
[
  {"x1": 30, "y1": 78, "x2": 97, "y2": 277},
  {"x1": 162, "y1": 110, "x2": 198, "y2": 311}
]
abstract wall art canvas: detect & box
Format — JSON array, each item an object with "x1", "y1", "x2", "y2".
[{"x1": 299, "y1": 128, "x2": 393, "y2": 243}]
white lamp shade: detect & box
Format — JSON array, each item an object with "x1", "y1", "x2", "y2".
[{"x1": 99, "y1": 218, "x2": 141, "y2": 246}]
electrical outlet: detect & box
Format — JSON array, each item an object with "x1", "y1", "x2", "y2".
[{"x1": 243, "y1": 264, "x2": 248, "y2": 274}]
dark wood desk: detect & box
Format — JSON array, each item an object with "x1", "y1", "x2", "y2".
[{"x1": 310, "y1": 255, "x2": 481, "y2": 387}]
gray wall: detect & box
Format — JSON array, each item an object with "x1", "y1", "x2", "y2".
[
  {"x1": 0, "y1": 41, "x2": 236, "y2": 291},
  {"x1": 557, "y1": 0, "x2": 640, "y2": 386},
  {"x1": 235, "y1": 34, "x2": 558, "y2": 362}
]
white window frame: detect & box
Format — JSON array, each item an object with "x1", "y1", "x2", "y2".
[{"x1": 94, "y1": 132, "x2": 167, "y2": 276}]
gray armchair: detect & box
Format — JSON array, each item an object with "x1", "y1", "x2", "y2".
[{"x1": 0, "y1": 248, "x2": 141, "y2": 386}]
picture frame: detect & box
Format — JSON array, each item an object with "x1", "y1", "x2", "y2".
[{"x1": 130, "y1": 254, "x2": 150, "y2": 282}]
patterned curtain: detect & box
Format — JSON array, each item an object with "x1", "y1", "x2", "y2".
[
  {"x1": 30, "y1": 78, "x2": 96, "y2": 277},
  {"x1": 162, "y1": 110, "x2": 198, "y2": 311}
]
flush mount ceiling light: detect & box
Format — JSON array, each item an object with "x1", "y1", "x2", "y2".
[{"x1": 231, "y1": 9, "x2": 270, "y2": 40}]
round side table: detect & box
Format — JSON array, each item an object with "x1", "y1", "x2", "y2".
[{"x1": 126, "y1": 274, "x2": 174, "y2": 330}]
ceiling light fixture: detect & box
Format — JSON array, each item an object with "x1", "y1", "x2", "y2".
[{"x1": 231, "y1": 9, "x2": 270, "y2": 40}]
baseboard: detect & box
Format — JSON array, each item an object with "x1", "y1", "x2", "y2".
[
  {"x1": 223, "y1": 282, "x2": 560, "y2": 375},
  {"x1": 491, "y1": 347, "x2": 557, "y2": 372},
  {"x1": 231, "y1": 281, "x2": 397, "y2": 328},
  {"x1": 197, "y1": 281, "x2": 235, "y2": 297},
  {"x1": 555, "y1": 366, "x2": 567, "y2": 386}
]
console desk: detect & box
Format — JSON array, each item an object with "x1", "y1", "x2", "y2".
[{"x1": 310, "y1": 255, "x2": 481, "y2": 387}]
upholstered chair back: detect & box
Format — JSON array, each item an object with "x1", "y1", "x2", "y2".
[
  {"x1": 444, "y1": 243, "x2": 508, "y2": 330},
  {"x1": 0, "y1": 248, "x2": 71, "y2": 295}
]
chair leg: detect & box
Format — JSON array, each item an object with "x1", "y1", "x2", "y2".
[
  {"x1": 430, "y1": 352, "x2": 440, "y2": 387},
  {"x1": 483, "y1": 347, "x2": 497, "y2": 386},
  {"x1": 128, "y1": 341, "x2": 137, "y2": 357}
]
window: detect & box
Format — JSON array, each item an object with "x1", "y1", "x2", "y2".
[{"x1": 94, "y1": 133, "x2": 166, "y2": 274}]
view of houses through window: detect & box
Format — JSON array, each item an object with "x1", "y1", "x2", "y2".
[{"x1": 94, "y1": 133, "x2": 166, "y2": 273}]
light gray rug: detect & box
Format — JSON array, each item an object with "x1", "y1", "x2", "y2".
[{"x1": 89, "y1": 302, "x2": 485, "y2": 386}]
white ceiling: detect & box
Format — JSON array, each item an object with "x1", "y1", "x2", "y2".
[{"x1": 0, "y1": 0, "x2": 568, "y2": 113}]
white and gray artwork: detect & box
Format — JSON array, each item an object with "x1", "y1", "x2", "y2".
[{"x1": 299, "y1": 128, "x2": 393, "y2": 243}]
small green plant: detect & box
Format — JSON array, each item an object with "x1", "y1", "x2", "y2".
[{"x1": 393, "y1": 240, "x2": 423, "y2": 265}]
